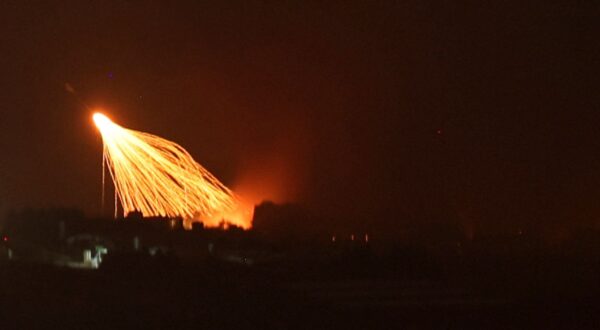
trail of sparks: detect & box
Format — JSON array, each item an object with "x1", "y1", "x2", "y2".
[{"x1": 93, "y1": 113, "x2": 252, "y2": 229}]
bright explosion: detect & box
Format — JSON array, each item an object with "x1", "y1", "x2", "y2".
[{"x1": 92, "y1": 112, "x2": 253, "y2": 229}]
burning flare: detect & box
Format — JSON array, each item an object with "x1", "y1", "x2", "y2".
[{"x1": 92, "y1": 112, "x2": 252, "y2": 229}]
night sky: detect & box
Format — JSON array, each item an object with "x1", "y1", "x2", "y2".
[{"x1": 0, "y1": 1, "x2": 598, "y2": 233}]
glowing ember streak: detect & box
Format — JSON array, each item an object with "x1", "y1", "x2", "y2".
[{"x1": 92, "y1": 112, "x2": 252, "y2": 229}]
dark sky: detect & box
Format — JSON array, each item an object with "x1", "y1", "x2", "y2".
[{"x1": 0, "y1": 1, "x2": 598, "y2": 233}]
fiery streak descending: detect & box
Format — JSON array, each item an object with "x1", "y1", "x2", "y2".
[{"x1": 93, "y1": 112, "x2": 252, "y2": 229}]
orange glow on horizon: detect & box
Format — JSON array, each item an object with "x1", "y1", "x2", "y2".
[{"x1": 232, "y1": 151, "x2": 307, "y2": 206}]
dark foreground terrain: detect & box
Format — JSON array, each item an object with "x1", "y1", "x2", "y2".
[{"x1": 1, "y1": 255, "x2": 600, "y2": 330}]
